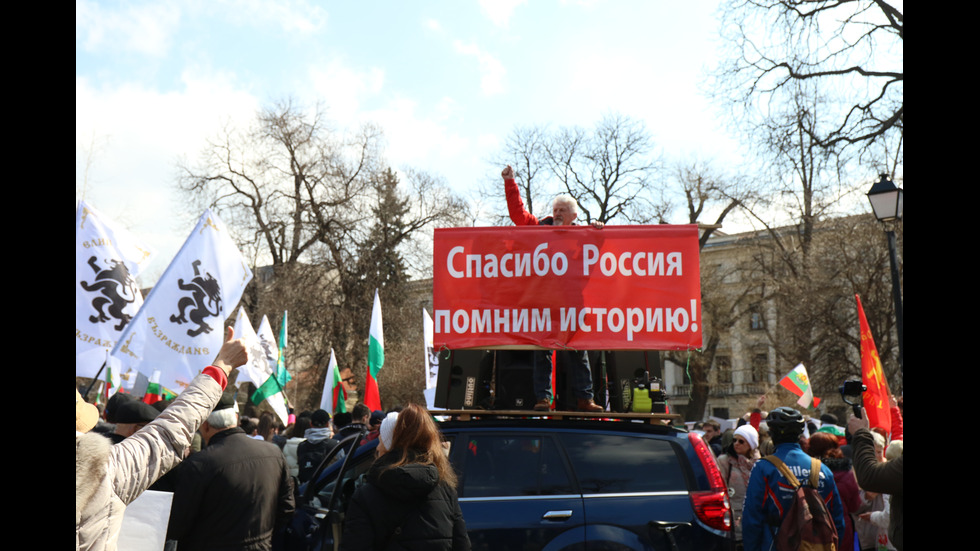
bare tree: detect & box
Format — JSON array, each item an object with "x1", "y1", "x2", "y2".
[
  {"x1": 712, "y1": 0, "x2": 903, "y2": 160},
  {"x1": 178, "y1": 99, "x2": 466, "y2": 411},
  {"x1": 660, "y1": 162, "x2": 759, "y2": 421},
  {"x1": 545, "y1": 113, "x2": 662, "y2": 224}
]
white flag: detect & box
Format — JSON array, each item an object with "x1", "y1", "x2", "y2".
[
  {"x1": 232, "y1": 308, "x2": 264, "y2": 386},
  {"x1": 110, "y1": 209, "x2": 251, "y2": 395},
  {"x1": 424, "y1": 309, "x2": 439, "y2": 390},
  {"x1": 256, "y1": 315, "x2": 289, "y2": 426},
  {"x1": 76, "y1": 200, "x2": 157, "y2": 378}
]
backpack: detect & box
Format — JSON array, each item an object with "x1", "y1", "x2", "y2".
[
  {"x1": 297, "y1": 438, "x2": 338, "y2": 483},
  {"x1": 762, "y1": 455, "x2": 839, "y2": 551}
]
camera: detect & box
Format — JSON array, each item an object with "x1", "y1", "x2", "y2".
[{"x1": 839, "y1": 379, "x2": 867, "y2": 418}]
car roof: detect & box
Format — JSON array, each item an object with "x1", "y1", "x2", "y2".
[{"x1": 431, "y1": 410, "x2": 690, "y2": 439}]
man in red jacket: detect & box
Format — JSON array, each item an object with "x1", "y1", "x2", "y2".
[{"x1": 501, "y1": 165, "x2": 604, "y2": 413}]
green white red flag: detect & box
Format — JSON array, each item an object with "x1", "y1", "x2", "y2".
[
  {"x1": 319, "y1": 349, "x2": 347, "y2": 414},
  {"x1": 142, "y1": 370, "x2": 167, "y2": 405},
  {"x1": 856, "y1": 294, "x2": 892, "y2": 434},
  {"x1": 364, "y1": 289, "x2": 384, "y2": 411},
  {"x1": 779, "y1": 363, "x2": 820, "y2": 408}
]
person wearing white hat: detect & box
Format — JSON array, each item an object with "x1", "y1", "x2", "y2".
[
  {"x1": 716, "y1": 423, "x2": 761, "y2": 546},
  {"x1": 76, "y1": 327, "x2": 248, "y2": 551}
]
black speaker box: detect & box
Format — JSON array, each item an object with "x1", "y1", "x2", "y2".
[
  {"x1": 493, "y1": 350, "x2": 537, "y2": 410},
  {"x1": 434, "y1": 349, "x2": 493, "y2": 409}
]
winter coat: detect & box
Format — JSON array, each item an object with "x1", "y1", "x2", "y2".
[
  {"x1": 166, "y1": 427, "x2": 295, "y2": 551},
  {"x1": 851, "y1": 428, "x2": 903, "y2": 551},
  {"x1": 715, "y1": 445, "x2": 760, "y2": 541},
  {"x1": 283, "y1": 436, "x2": 304, "y2": 478},
  {"x1": 823, "y1": 456, "x2": 863, "y2": 550},
  {"x1": 740, "y1": 442, "x2": 846, "y2": 551},
  {"x1": 340, "y1": 450, "x2": 470, "y2": 551},
  {"x1": 75, "y1": 371, "x2": 224, "y2": 551}
]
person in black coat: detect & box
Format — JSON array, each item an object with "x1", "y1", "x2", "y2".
[
  {"x1": 339, "y1": 403, "x2": 470, "y2": 551},
  {"x1": 166, "y1": 394, "x2": 295, "y2": 550}
]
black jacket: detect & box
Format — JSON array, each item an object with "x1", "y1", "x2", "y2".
[
  {"x1": 167, "y1": 427, "x2": 295, "y2": 551},
  {"x1": 340, "y1": 450, "x2": 470, "y2": 551}
]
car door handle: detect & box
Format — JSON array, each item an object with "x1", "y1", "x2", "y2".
[{"x1": 542, "y1": 510, "x2": 574, "y2": 521}]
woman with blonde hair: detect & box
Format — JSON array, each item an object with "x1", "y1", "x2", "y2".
[{"x1": 340, "y1": 403, "x2": 470, "y2": 551}]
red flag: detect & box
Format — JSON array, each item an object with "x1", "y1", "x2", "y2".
[{"x1": 856, "y1": 295, "x2": 892, "y2": 435}]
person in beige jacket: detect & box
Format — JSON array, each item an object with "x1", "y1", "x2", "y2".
[{"x1": 75, "y1": 327, "x2": 248, "y2": 551}]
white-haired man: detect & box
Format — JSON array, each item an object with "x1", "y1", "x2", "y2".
[
  {"x1": 166, "y1": 392, "x2": 294, "y2": 550},
  {"x1": 501, "y1": 165, "x2": 604, "y2": 413}
]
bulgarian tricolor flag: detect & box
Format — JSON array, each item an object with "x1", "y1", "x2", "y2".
[
  {"x1": 364, "y1": 289, "x2": 384, "y2": 411},
  {"x1": 319, "y1": 349, "x2": 347, "y2": 414},
  {"x1": 143, "y1": 370, "x2": 174, "y2": 405},
  {"x1": 779, "y1": 363, "x2": 820, "y2": 409}
]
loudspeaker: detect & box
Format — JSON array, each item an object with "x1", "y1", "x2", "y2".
[
  {"x1": 434, "y1": 349, "x2": 493, "y2": 409},
  {"x1": 493, "y1": 350, "x2": 537, "y2": 410}
]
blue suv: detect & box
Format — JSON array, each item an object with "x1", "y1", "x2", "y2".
[{"x1": 282, "y1": 413, "x2": 734, "y2": 551}]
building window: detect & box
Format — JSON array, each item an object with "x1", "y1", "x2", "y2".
[
  {"x1": 751, "y1": 353, "x2": 769, "y2": 383},
  {"x1": 749, "y1": 305, "x2": 764, "y2": 331},
  {"x1": 716, "y1": 356, "x2": 732, "y2": 384}
]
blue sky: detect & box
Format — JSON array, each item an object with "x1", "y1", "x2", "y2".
[{"x1": 77, "y1": 0, "x2": 743, "y2": 284}]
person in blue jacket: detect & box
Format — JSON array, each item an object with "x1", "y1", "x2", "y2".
[{"x1": 741, "y1": 407, "x2": 846, "y2": 551}]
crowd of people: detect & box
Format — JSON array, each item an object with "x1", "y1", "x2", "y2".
[
  {"x1": 75, "y1": 329, "x2": 470, "y2": 551},
  {"x1": 699, "y1": 395, "x2": 904, "y2": 551},
  {"x1": 77, "y1": 167, "x2": 900, "y2": 551}
]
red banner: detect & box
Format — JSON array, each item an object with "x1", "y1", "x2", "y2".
[
  {"x1": 433, "y1": 225, "x2": 702, "y2": 351},
  {"x1": 856, "y1": 294, "x2": 892, "y2": 435}
]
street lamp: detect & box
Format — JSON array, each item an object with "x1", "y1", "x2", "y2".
[{"x1": 866, "y1": 173, "x2": 903, "y2": 375}]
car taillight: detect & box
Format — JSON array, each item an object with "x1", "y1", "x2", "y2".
[{"x1": 688, "y1": 432, "x2": 732, "y2": 532}]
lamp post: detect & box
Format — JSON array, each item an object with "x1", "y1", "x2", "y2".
[{"x1": 866, "y1": 173, "x2": 903, "y2": 376}]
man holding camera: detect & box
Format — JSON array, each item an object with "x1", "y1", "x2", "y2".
[{"x1": 848, "y1": 407, "x2": 903, "y2": 550}]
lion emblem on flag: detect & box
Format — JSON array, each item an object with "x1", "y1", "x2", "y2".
[
  {"x1": 80, "y1": 256, "x2": 139, "y2": 331},
  {"x1": 170, "y1": 260, "x2": 223, "y2": 337}
]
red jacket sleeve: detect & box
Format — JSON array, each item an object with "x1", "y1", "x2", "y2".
[
  {"x1": 504, "y1": 178, "x2": 539, "y2": 226},
  {"x1": 889, "y1": 406, "x2": 903, "y2": 441}
]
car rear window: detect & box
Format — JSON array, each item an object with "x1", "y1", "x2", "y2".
[{"x1": 558, "y1": 433, "x2": 687, "y2": 494}]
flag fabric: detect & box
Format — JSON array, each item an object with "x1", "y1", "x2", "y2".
[
  {"x1": 232, "y1": 308, "x2": 264, "y2": 386},
  {"x1": 252, "y1": 315, "x2": 290, "y2": 425},
  {"x1": 251, "y1": 312, "x2": 291, "y2": 425},
  {"x1": 856, "y1": 294, "x2": 892, "y2": 435},
  {"x1": 110, "y1": 209, "x2": 251, "y2": 395},
  {"x1": 76, "y1": 200, "x2": 157, "y2": 378},
  {"x1": 779, "y1": 363, "x2": 820, "y2": 409},
  {"x1": 364, "y1": 289, "x2": 384, "y2": 411},
  {"x1": 319, "y1": 349, "x2": 348, "y2": 414},
  {"x1": 424, "y1": 309, "x2": 438, "y2": 390},
  {"x1": 142, "y1": 371, "x2": 165, "y2": 405}
]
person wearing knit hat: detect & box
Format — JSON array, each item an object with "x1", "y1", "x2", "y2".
[
  {"x1": 378, "y1": 411, "x2": 398, "y2": 453},
  {"x1": 341, "y1": 403, "x2": 470, "y2": 550},
  {"x1": 716, "y1": 424, "x2": 761, "y2": 545}
]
